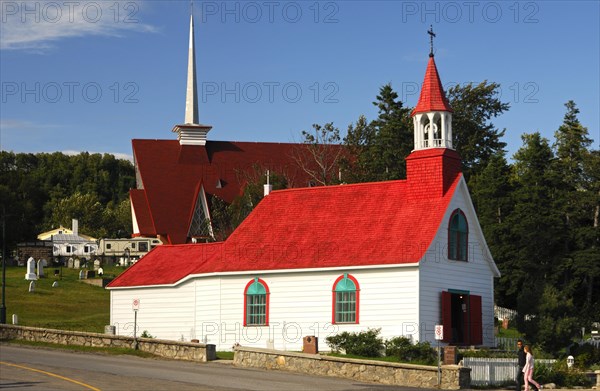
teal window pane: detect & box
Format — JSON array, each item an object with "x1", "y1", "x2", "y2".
[
  {"x1": 246, "y1": 281, "x2": 267, "y2": 326},
  {"x1": 449, "y1": 210, "x2": 468, "y2": 261},
  {"x1": 335, "y1": 285, "x2": 356, "y2": 323}
]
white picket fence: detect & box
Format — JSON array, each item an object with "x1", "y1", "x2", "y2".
[
  {"x1": 462, "y1": 357, "x2": 556, "y2": 386},
  {"x1": 494, "y1": 305, "x2": 518, "y2": 321}
]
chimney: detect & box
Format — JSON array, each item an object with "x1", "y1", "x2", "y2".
[
  {"x1": 264, "y1": 170, "x2": 273, "y2": 197},
  {"x1": 72, "y1": 219, "x2": 78, "y2": 236}
]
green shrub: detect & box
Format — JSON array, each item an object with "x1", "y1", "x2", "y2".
[
  {"x1": 385, "y1": 336, "x2": 436, "y2": 365},
  {"x1": 140, "y1": 330, "x2": 154, "y2": 338},
  {"x1": 326, "y1": 330, "x2": 436, "y2": 364},
  {"x1": 325, "y1": 328, "x2": 384, "y2": 357},
  {"x1": 569, "y1": 342, "x2": 600, "y2": 368},
  {"x1": 534, "y1": 361, "x2": 592, "y2": 388}
]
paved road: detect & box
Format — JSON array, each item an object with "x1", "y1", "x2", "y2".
[{"x1": 0, "y1": 344, "x2": 436, "y2": 391}]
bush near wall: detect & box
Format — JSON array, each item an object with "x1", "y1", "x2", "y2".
[
  {"x1": 326, "y1": 329, "x2": 437, "y2": 365},
  {"x1": 535, "y1": 361, "x2": 593, "y2": 388}
]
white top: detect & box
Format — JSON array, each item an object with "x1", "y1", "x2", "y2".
[{"x1": 523, "y1": 352, "x2": 535, "y2": 373}]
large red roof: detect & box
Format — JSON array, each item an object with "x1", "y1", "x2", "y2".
[
  {"x1": 109, "y1": 165, "x2": 462, "y2": 288},
  {"x1": 131, "y1": 139, "x2": 331, "y2": 244},
  {"x1": 412, "y1": 56, "x2": 453, "y2": 116}
]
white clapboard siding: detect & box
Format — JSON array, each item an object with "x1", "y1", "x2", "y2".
[
  {"x1": 463, "y1": 358, "x2": 556, "y2": 385},
  {"x1": 110, "y1": 283, "x2": 196, "y2": 341},
  {"x1": 419, "y1": 179, "x2": 498, "y2": 346},
  {"x1": 199, "y1": 268, "x2": 419, "y2": 351},
  {"x1": 112, "y1": 267, "x2": 420, "y2": 351}
]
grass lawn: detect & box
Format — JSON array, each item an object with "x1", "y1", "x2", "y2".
[
  {"x1": 5, "y1": 339, "x2": 157, "y2": 358},
  {"x1": 497, "y1": 326, "x2": 522, "y2": 338},
  {"x1": 1, "y1": 265, "x2": 125, "y2": 333}
]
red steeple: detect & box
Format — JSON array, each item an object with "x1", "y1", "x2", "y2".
[{"x1": 411, "y1": 55, "x2": 453, "y2": 116}]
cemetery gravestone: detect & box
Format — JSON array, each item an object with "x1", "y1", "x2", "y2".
[
  {"x1": 67, "y1": 258, "x2": 74, "y2": 268},
  {"x1": 25, "y1": 257, "x2": 37, "y2": 280},
  {"x1": 28, "y1": 281, "x2": 35, "y2": 293},
  {"x1": 37, "y1": 259, "x2": 47, "y2": 278},
  {"x1": 74, "y1": 259, "x2": 81, "y2": 269}
]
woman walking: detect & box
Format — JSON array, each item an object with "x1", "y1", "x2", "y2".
[{"x1": 523, "y1": 345, "x2": 542, "y2": 391}]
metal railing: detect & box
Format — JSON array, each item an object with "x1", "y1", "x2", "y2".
[{"x1": 421, "y1": 139, "x2": 451, "y2": 148}]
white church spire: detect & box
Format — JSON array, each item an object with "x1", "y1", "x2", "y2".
[
  {"x1": 172, "y1": 3, "x2": 212, "y2": 146},
  {"x1": 185, "y1": 10, "x2": 199, "y2": 125}
]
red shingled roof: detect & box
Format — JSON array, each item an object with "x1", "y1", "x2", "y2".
[
  {"x1": 130, "y1": 189, "x2": 154, "y2": 236},
  {"x1": 131, "y1": 139, "x2": 331, "y2": 244},
  {"x1": 109, "y1": 162, "x2": 462, "y2": 288},
  {"x1": 412, "y1": 56, "x2": 453, "y2": 116}
]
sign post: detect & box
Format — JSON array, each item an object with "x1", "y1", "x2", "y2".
[
  {"x1": 435, "y1": 324, "x2": 443, "y2": 387},
  {"x1": 132, "y1": 299, "x2": 140, "y2": 350}
]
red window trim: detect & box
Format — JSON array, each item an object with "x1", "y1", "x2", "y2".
[
  {"x1": 331, "y1": 274, "x2": 360, "y2": 325},
  {"x1": 448, "y1": 208, "x2": 469, "y2": 261},
  {"x1": 243, "y1": 278, "x2": 270, "y2": 327}
]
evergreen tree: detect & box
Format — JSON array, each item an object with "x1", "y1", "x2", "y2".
[
  {"x1": 470, "y1": 151, "x2": 515, "y2": 308},
  {"x1": 342, "y1": 115, "x2": 376, "y2": 183},
  {"x1": 551, "y1": 101, "x2": 599, "y2": 324},
  {"x1": 341, "y1": 84, "x2": 412, "y2": 183},
  {"x1": 509, "y1": 133, "x2": 566, "y2": 345},
  {"x1": 446, "y1": 81, "x2": 509, "y2": 182},
  {"x1": 369, "y1": 84, "x2": 413, "y2": 181},
  {"x1": 577, "y1": 149, "x2": 600, "y2": 318}
]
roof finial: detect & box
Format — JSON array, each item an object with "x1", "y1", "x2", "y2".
[{"x1": 427, "y1": 25, "x2": 436, "y2": 57}]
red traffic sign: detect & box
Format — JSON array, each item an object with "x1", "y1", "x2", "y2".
[
  {"x1": 435, "y1": 325, "x2": 443, "y2": 340},
  {"x1": 132, "y1": 298, "x2": 140, "y2": 311}
]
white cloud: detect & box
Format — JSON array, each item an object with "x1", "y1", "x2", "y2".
[
  {"x1": 0, "y1": 118, "x2": 59, "y2": 130},
  {"x1": 0, "y1": 1, "x2": 156, "y2": 51}
]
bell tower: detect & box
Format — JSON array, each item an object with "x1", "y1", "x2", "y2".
[
  {"x1": 411, "y1": 26, "x2": 453, "y2": 151},
  {"x1": 406, "y1": 27, "x2": 461, "y2": 198}
]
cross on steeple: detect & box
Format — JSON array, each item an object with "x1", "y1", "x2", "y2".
[{"x1": 428, "y1": 25, "x2": 436, "y2": 57}]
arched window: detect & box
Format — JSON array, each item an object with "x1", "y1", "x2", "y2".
[
  {"x1": 448, "y1": 209, "x2": 468, "y2": 261},
  {"x1": 244, "y1": 278, "x2": 269, "y2": 326},
  {"x1": 332, "y1": 274, "x2": 359, "y2": 324}
]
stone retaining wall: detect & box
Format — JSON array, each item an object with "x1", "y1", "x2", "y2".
[
  {"x1": 233, "y1": 346, "x2": 471, "y2": 389},
  {"x1": 0, "y1": 324, "x2": 216, "y2": 362}
]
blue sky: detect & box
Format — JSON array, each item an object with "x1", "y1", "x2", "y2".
[{"x1": 1, "y1": 1, "x2": 598, "y2": 161}]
